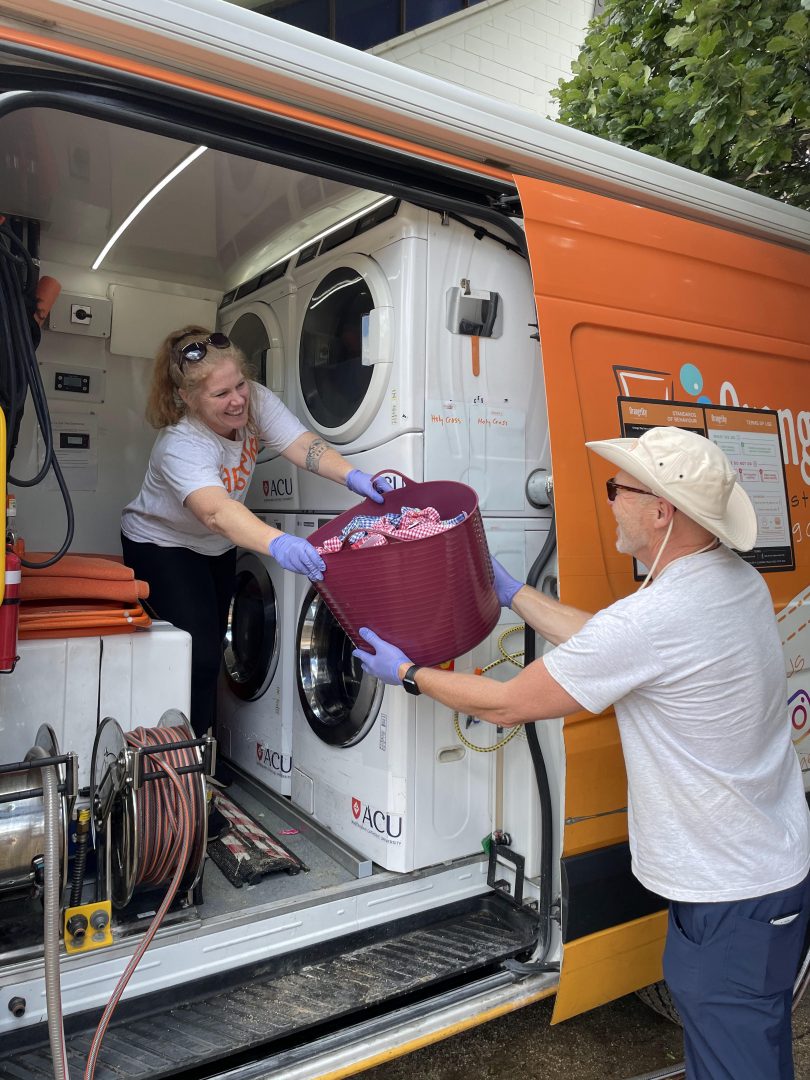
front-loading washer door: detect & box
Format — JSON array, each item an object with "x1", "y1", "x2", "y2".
[
  {"x1": 223, "y1": 553, "x2": 279, "y2": 702},
  {"x1": 297, "y1": 586, "x2": 383, "y2": 747},
  {"x1": 224, "y1": 305, "x2": 284, "y2": 391},
  {"x1": 298, "y1": 254, "x2": 393, "y2": 444},
  {"x1": 223, "y1": 304, "x2": 287, "y2": 467}
]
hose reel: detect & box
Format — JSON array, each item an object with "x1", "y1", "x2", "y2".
[
  {"x1": 0, "y1": 724, "x2": 77, "y2": 901},
  {"x1": 90, "y1": 710, "x2": 215, "y2": 909}
]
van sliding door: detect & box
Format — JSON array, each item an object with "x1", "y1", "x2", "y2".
[{"x1": 515, "y1": 173, "x2": 810, "y2": 1022}]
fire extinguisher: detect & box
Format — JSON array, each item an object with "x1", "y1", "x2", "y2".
[{"x1": 0, "y1": 548, "x2": 21, "y2": 673}]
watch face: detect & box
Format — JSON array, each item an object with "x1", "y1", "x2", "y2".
[{"x1": 403, "y1": 666, "x2": 421, "y2": 695}]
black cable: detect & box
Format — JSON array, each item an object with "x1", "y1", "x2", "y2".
[
  {"x1": 0, "y1": 222, "x2": 75, "y2": 566},
  {"x1": 0, "y1": 257, "x2": 54, "y2": 484},
  {"x1": 520, "y1": 506, "x2": 558, "y2": 964}
]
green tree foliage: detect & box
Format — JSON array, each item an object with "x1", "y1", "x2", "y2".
[{"x1": 551, "y1": 0, "x2": 810, "y2": 207}]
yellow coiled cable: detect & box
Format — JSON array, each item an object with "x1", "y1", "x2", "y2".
[{"x1": 452, "y1": 624, "x2": 526, "y2": 752}]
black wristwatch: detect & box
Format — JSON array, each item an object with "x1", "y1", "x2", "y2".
[{"x1": 401, "y1": 664, "x2": 422, "y2": 696}]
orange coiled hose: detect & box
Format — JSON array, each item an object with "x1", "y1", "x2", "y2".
[{"x1": 126, "y1": 723, "x2": 205, "y2": 888}]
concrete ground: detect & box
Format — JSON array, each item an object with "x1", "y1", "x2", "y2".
[{"x1": 362, "y1": 988, "x2": 810, "y2": 1079}]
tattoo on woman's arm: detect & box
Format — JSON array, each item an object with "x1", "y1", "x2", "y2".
[{"x1": 305, "y1": 437, "x2": 328, "y2": 474}]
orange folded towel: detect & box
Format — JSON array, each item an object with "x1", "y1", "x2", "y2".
[
  {"x1": 19, "y1": 600, "x2": 152, "y2": 638},
  {"x1": 22, "y1": 553, "x2": 133, "y2": 581},
  {"x1": 20, "y1": 577, "x2": 149, "y2": 604}
]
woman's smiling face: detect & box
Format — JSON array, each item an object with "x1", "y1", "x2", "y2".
[{"x1": 188, "y1": 358, "x2": 250, "y2": 437}]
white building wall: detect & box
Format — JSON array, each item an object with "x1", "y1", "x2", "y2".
[{"x1": 371, "y1": 0, "x2": 593, "y2": 117}]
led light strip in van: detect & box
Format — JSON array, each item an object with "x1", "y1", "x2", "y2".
[
  {"x1": 265, "y1": 194, "x2": 394, "y2": 273},
  {"x1": 91, "y1": 145, "x2": 208, "y2": 271}
]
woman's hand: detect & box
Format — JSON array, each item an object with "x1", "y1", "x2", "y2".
[
  {"x1": 345, "y1": 470, "x2": 395, "y2": 504},
  {"x1": 269, "y1": 535, "x2": 326, "y2": 581}
]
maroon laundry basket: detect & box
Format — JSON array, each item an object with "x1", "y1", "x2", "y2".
[{"x1": 307, "y1": 472, "x2": 500, "y2": 666}]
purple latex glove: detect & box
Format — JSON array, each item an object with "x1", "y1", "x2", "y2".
[
  {"x1": 269, "y1": 534, "x2": 325, "y2": 581},
  {"x1": 345, "y1": 469, "x2": 395, "y2": 504},
  {"x1": 491, "y1": 556, "x2": 523, "y2": 609},
  {"x1": 352, "y1": 627, "x2": 412, "y2": 685}
]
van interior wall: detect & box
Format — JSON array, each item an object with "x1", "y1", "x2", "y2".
[{"x1": 14, "y1": 253, "x2": 220, "y2": 554}]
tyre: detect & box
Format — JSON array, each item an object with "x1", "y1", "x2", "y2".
[{"x1": 635, "y1": 981, "x2": 682, "y2": 1025}]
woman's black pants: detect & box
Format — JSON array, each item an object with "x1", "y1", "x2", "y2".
[{"x1": 121, "y1": 535, "x2": 236, "y2": 737}]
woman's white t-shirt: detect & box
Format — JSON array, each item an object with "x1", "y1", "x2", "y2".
[
  {"x1": 121, "y1": 383, "x2": 306, "y2": 555},
  {"x1": 545, "y1": 545, "x2": 810, "y2": 903}
]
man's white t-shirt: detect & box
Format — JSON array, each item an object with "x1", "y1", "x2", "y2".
[
  {"x1": 545, "y1": 545, "x2": 810, "y2": 903},
  {"x1": 121, "y1": 383, "x2": 306, "y2": 556}
]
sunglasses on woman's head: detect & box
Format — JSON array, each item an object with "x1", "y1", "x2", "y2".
[
  {"x1": 177, "y1": 333, "x2": 231, "y2": 367},
  {"x1": 606, "y1": 477, "x2": 656, "y2": 502}
]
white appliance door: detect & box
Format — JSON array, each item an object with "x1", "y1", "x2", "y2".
[
  {"x1": 222, "y1": 552, "x2": 280, "y2": 702},
  {"x1": 296, "y1": 585, "x2": 383, "y2": 747},
  {"x1": 298, "y1": 254, "x2": 393, "y2": 444}
]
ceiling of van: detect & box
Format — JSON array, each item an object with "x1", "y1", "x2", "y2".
[{"x1": 0, "y1": 106, "x2": 383, "y2": 292}]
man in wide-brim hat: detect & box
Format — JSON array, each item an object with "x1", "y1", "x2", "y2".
[{"x1": 357, "y1": 425, "x2": 810, "y2": 1080}]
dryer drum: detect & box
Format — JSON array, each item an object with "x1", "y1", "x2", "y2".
[{"x1": 307, "y1": 472, "x2": 499, "y2": 666}]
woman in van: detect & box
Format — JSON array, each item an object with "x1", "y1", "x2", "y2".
[{"x1": 121, "y1": 326, "x2": 391, "y2": 736}]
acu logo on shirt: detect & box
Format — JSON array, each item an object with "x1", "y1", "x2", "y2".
[{"x1": 220, "y1": 435, "x2": 259, "y2": 493}]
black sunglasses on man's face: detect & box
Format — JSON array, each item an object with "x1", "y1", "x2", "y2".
[
  {"x1": 606, "y1": 477, "x2": 656, "y2": 502},
  {"x1": 177, "y1": 332, "x2": 231, "y2": 367}
]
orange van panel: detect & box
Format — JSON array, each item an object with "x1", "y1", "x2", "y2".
[
  {"x1": 551, "y1": 910, "x2": 668, "y2": 1024},
  {"x1": 517, "y1": 173, "x2": 810, "y2": 1013},
  {"x1": 516, "y1": 173, "x2": 810, "y2": 836}
]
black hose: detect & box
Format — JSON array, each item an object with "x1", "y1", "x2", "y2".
[
  {"x1": 69, "y1": 812, "x2": 91, "y2": 908},
  {"x1": 520, "y1": 506, "x2": 557, "y2": 962},
  {"x1": 0, "y1": 221, "x2": 75, "y2": 566}
]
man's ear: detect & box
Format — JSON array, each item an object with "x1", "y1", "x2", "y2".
[{"x1": 657, "y1": 499, "x2": 676, "y2": 525}]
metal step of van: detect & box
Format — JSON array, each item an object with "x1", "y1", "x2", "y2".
[{"x1": 0, "y1": 894, "x2": 539, "y2": 1080}]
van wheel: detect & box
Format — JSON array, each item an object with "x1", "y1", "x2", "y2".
[{"x1": 634, "y1": 982, "x2": 681, "y2": 1025}]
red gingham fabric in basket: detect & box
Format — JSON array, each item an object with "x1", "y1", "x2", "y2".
[{"x1": 316, "y1": 506, "x2": 466, "y2": 554}]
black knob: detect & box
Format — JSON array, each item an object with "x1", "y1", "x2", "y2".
[
  {"x1": 8, "y1": 997, "x2": 26, "y2": 1018},
  {"x1": 66, "y1": 913, "x2": 89, "y2": 941}
]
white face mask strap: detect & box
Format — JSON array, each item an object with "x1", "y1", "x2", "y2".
[{"x1": 638, "y1": 517, "x2": 674, "y2": 591}]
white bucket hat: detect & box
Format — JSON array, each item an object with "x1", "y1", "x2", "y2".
[{"x1": 586, "y1": 427, "x2": 758, "y2": 552}]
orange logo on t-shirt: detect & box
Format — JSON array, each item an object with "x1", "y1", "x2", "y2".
[{"x1": 220, "y1": 435, "x2": 259, "y2": 493}]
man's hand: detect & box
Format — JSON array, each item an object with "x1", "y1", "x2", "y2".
[
  {"x1": 352, "y1": 627, "x2": 412, "y2": 684},
  {"x1": 491, "y1": 556, "x2": 523, "y2": 609}
]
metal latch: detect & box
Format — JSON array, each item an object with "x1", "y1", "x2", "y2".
[{"x1": 487, "y1": 838, "x2": 526, "y2": 909}]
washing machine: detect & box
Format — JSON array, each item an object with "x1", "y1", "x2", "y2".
[
  {"x1": 290, "y1": 201, "x2": 428, "y2": 512},
  {"x1": 219, "y1": 273, "x2": 300, "y2": 512},
  {"x1": 291, "y1": 513, "x2": 553, "y2": 872},
  {"x1": 422, "y1": 214, "x2": 550, "y2": 516},
  {"x1": 288, "y1": 200, "x2": 549, "y2": 516},
  {"x1": 0, "y1": 622, "x2": 192, "y2": 790},
  {"x1": 216, "y1": 512, "x2": 297, "y2": 795}
]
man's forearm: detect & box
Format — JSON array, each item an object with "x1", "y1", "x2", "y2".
[
  {"x1": 396, "y1": 663, "x2": 530, "y2": 727},
  {"x1": 510, "y1": 587, "x2": 591, "y2": 646},
  {"x1": 393, "y1": 656, "x2": 582, "y2": 726}
]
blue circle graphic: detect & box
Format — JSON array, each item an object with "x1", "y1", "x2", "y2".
[{"x1": 680, "y1": 363, "x2": 703, "y2": 396}]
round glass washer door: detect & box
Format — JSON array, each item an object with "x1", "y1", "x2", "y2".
[
  {"x1": 223, "y1": 552, "x2": 279, "y2": 702},
  {"x1": 298, "y1": 253, "x2": 393, "y2": 445},
  {"x1": 297, "y1": 586, "x2": 383, "y2": 747},
  {"x1": 223, "y1": 304, "x2": 283, "y2": 391},
  {"x1": 222, "y1": 304, "x2": 285, "y2": 466}
]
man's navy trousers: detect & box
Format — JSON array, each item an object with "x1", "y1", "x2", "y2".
[{"x1": 663, "y1": 872, "x2": 810, "y2": 1080}]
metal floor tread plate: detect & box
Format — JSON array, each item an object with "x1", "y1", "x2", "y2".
[{"x1": 0, "y1": 894, "x2": 539, "y2": 1080}]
